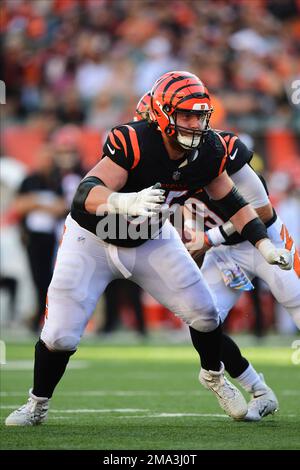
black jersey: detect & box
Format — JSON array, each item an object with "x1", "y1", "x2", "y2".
[
  {"x1": 71, "y1": 121, "x2": 252, "y2": 247},
  {"x1": 187, "y1": 132, "x2": 254, "y2": 244}
]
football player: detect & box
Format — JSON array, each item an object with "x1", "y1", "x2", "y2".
[
  {"x1": 134, "y1": 91, "x2": 151, "y2": 122},
  {"x1": 6, "y1": 71, "x2": 292, "y2": 426},
  {"x1": 134, "y1": 90, "x2": 282, "y2": 421}
]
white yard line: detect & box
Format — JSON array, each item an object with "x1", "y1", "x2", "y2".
[
  {"x1": 0, "y1": 405, "x2": 228, "y2": 418},
  {"x1": 50, "y1": 408, "x2": 150, "y2": 413},
  {"x1": 1, "y1": 405, "x2": 297, "y2": 419},
  {"x1": 118, "y1": 413, "x2": 228, "y2": 418},
  {"x1": 0, "y1": 406, "x2": 149, "y2": 413},
  {"x1": 0, "y1": 390, "x2": 206, "y2": 397}
]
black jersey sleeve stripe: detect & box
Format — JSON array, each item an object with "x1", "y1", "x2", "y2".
[{"x1": 215, "y1": 133, "x2": 228, "y2": 175}]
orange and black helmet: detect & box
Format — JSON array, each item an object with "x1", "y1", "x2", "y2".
[
  {"x1": 150, "y1": 71, "x2": 213, "y2": 149},
  {"x1": 135, "y1": 91, "x2": 152, "y2": 121}
]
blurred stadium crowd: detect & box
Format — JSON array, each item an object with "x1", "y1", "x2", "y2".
[
  {"x1": 2, "y1": 0, "x2": 300, "y2": 131},
  {"x1": 1, "y1": 0, "x2": 300, "y2": 336}
]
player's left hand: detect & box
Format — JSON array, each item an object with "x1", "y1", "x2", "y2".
[
  {"x1": 257, "y1": 239, "x2": 293, "y2": 270},
  {"x1": 266, "y1": 248, "x2": 293, "y2": 270}
]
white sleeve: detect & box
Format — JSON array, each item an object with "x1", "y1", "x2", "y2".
[{"x1": 230, "y1": 164, "x2": 269, "y2": 208}]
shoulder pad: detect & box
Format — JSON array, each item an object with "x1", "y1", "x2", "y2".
[{"x1": 205, "y1": 130, "x2": 227, "y2": 158}]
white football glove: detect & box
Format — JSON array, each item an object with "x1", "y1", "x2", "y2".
[
  {"x1": 258, "y1": 239, "x2": 293, "y2": 270},
  {"x1": 107, "y1": 183, "x2": 165, "y2": 217}
]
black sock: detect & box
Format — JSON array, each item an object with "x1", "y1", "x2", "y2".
[
  {"x1": 189, "y1": 323, "x2": 222, "y2": 371},
  {"x1": 221, "y1": 334, "x2": 249, "y2": 378},
  {"x1": 32, "y1": 340, "x2": 75, "y2": 398}
]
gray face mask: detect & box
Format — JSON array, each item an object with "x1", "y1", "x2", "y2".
[{"x1": 173, "y1": 111, "x2": 212, "y2": 149}]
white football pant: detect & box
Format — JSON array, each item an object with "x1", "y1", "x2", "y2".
[
  {"x1": 202, "y1": 216, "x2": 300, "y2": 328},
  {"x1": 41, "y1": 215, "x2": 219, "y2": 351}
]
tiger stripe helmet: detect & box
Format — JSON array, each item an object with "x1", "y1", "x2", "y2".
[
  {"x1": 150, "y1": 71, "x2": 213, "y2": 149},
  {"x1": 135, "y1": 91, "x2": 152, "y2": 121}
]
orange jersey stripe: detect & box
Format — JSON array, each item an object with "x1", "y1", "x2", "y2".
[
  {"x1": 216, "y1": 133, "x2": 228, "y2": 175},
  {"x1": 280, "y1": 224, "x2": 300, "y2": 277},
  {"x1": 125, "y1": 125, "x2": 141, "y2": 169},
  {"x1": 108, "y1": 131, "x2": 121, "y2": 150},
  {"x1": 113, "y1": 129, "x2": 128, "y2": 157},
  {"x1": 227, "y1": 136, "x2": 238, "y2": 155},
  {"x1": 294, "y1": 251, "x2": 300, "y2": 277}
]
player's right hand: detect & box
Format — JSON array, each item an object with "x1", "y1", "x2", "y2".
[{"x1": 108, "y1": 183, "x2": 165, "y2": 217}]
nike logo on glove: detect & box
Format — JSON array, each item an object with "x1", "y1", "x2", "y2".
[
  {"x1": 107, "y1": 143, "x2": 116, "y2": 155},
  {"x1": 229, "y1": 148, "x2": 238, "y2": 160}
]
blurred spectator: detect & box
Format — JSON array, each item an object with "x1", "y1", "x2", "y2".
[
  {"x1": 2, "y1": 0, "x2": 299, "y2": 132},
  {"x1": 51, "y1": 124, "x2": 85, "y2": 206},
  {"x1": 11, "y1": 144, "x2": 67, "y2": 332},
  {"x1": 86, "y1": 93, "x2": 122, "y2": 132},
  {"x1": 269, "y1": 170, "x2": 300, "y2": 247},
  {"x1": 134, "y1": 35, "x2": 181, "y2": 95},
  {"x1": 56, "y1": 87, "x2": 86, "y2": 125},
  {"x1": 51, "y1": 124, "x2": 86, "y2": 243},
  {"x1": 0, "y1": 156, "x2": 28, "y2": 324}
]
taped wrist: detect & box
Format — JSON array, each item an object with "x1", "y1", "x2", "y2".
[
  {"x1": 206, "y1": 226, "x2": 225, "y2": 246},
  {"x1": 206, "y1": 220, "x2": 238, "y2": 246},
  {"x1": 213, "y1": 186, "x2": 248, "y2": 219},
  {"x1": 241, "y1": 217, "x2": 268, "y2": 246},
  {"x1": 71, "y1": 176, "x2": 106, "y2": 213}
]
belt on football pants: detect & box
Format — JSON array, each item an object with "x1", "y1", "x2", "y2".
[{"x1": 107, "y1": 244, "x2": 132, "y2": 279}]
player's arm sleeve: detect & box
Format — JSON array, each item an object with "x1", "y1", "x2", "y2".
[
  {"x1": 230, "y1": 164, "x2": 269, "y2": 208},
  {"x1": 206, "y1": 165, "x2": 270, "y2": 246},
  {"x1": 103, "y1": 126, "x2": 140, "y2": 171}
]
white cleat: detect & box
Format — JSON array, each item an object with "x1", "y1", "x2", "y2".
[
  {"x1": 5, "y1": 389, "x2": 49, "y2": 426},
  {"x1": 244, "y1": 376, "x2": 279, "y2": 422},
  {"x1": 199, "y1": 362, "x2": 248, "y2": 420}
]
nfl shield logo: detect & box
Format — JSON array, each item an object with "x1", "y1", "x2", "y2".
[{"x1": 172, "y1": 170, "x2": 181, "y2": 181}]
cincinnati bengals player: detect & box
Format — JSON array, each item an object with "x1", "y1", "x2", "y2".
[
  {"x1": 134, "y1": 91, "x2": 282, "y2": 421},
  {"x1": 134, "y1": 91, "x2": 151, "y2": 121},
  {"x1": 136, "y1": 88, "x2": 299, "y2": 419},
  {"x1": 135, "y1": 91, "x2": 299, "y2": 420},
  {"x1": 6, "y1": 71, "x2": 292, "y2": 426}
]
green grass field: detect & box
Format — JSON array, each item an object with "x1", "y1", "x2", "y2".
[{"x1": 1, "y1": 336, "x2": 299, "y2": 450}]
